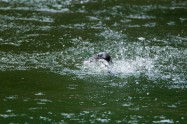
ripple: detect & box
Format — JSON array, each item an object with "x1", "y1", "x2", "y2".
[
  {"x1": 153, "y1": 119, "x2": 174, "y2": 124},
  {"x1": 34, "y1": 92, "x2": 45, "y2": 96},
  {"x1": 0, "y1": 113, "x2": 17, "y2": 118},
  {"x1": 5, "y1": 95, "x2": 18, "y2": 100},
  {"x1": 35, "y1": 99, "x2": 52, "y2": 105},
  {"x1": 127, "y1": 14, "x2": 156, "y2": 19},
  {"x1": 0, "y1": 34, "x2": 186, "y2": 89}
]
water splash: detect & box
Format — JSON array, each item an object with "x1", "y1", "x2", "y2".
[
  {"x1": 81, "y1": 56, "x2": 154, "y2": 78},
  {"x1": 0, "y1": 34, "x2": 186, "y2": 89}
]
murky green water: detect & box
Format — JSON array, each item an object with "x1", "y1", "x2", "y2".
[{"x1": 0, "y1": 0, "x2": 187, "y2": 123}]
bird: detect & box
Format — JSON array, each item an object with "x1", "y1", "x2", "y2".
[
  {"x1": 92, "y1": 52, "x2": 113, "y2": 65},
  {"x1": 83, "y1": 52, "x2": 113, "y2": 74}
]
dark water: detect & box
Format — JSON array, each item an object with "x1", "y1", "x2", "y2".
[{"x1": 0, "y1": 0, "x2": 187, "y2": 123}]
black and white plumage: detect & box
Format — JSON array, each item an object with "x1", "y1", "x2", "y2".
[
  {"x1": 83, "y1": 52, "x2": 113, "y2": 74},
  {"x1": 93, "y1": 52, "x2": 113, "y2": 65}
]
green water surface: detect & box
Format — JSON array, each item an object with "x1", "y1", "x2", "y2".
[{"x1": 0, "y1": 0, "x2": 187, "y2": 123}]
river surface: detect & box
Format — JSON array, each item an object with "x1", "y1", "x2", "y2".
[{"x1": 0, "y1": 0, "x2": 187, "y2": 123}]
